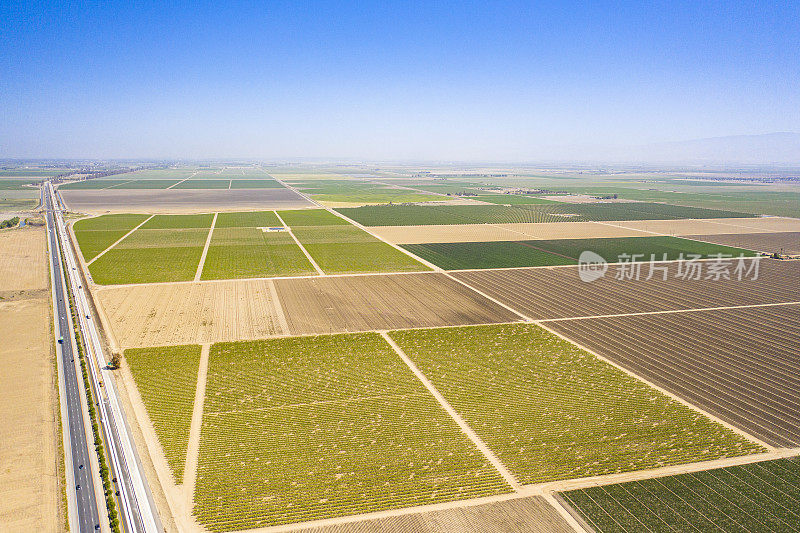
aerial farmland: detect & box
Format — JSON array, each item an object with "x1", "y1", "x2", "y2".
[{"x1": 41, "y1": 164, "x2": 800, "y2": 532}]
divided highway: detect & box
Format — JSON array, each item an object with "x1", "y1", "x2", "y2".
[
  {"x1": 47, "y1": 180, "x2": 102, "y2": 532},
  {"x1": 46, "y1": 182, "x2": 162, "y2": 533}
]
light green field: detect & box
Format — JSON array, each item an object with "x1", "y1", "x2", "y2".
[
  {"x1": 195, "y1": 334, "x2": 510, "y2": 531},
  {"x1": 89, "y1": 246, "x2": 205, "y2": 284},
  {"x1": 275, "y1": 208, "x2": 349, "y2": 226},
  {"x1": 214, "y1": 210, "x2": 282, "y2": 228},
  {"x1": 289, "y1": 179, "x2": 445, "y2": 204},
  {"x1": 125, "y1": 345, "x2": 201, "y2": 483},
  {"x1": 140, "y1": 213, "x2": 214, "y2": 229},
  {"x1": 73, "y1": 214, "x2": 149, "y2": 261},
  {"x1": 200, "y1": 228, "x2": 315, "y2": 279},
  {"x1": 291, "y1": 225, "x2": 428, "y2": 274},
  {"x1": 389, "y1": 324, "x2": 764, "y2": 484}
]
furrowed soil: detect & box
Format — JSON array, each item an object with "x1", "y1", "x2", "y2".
[
  {"x1": 685, "y1": 231, "x2": 800, "y2": 255},
  {"x1": 453, "y1": 258, "x2": 800, "y2": 320},
  {"x1": 274, "y1": 273, "x2": 521, "y2": 335},
  {"x1": 96, "y1": 280, "x2": 286, "y2": 348}
]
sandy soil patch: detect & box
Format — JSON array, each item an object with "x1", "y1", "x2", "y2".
[
  {"x1": 370, "y1": 222, "x2": 650, "y2": 244},
  {"x1": 96, "y1": 280, "x2": 286, "y2": 349},
  {"x1": 295, "y1": 496, "x2": 573, "y2": 533},
  {"x1": 607, "y1": 217, "x2": 800, "y2": 236},
  {"x1": 60, "y1": 188, "x2": 314, "y2": 215},
  {"x1": 0, "y1": 298, "x2": 60, "y2": 532},
  {"x1": 0, "y1": 227, "x2": 48, "y2": 291}
]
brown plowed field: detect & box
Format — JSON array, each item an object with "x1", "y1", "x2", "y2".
[
  {"x1": 296, "y1": 496, "x2": 573, "y2": 533},
  {"x1": 545, "y1": 304, "x2": 800, "y2": 447},
  {"x1": 453, "y1": 259, "x2": 800, "y2": 320},
  {"x1": 274, "y1": 273, "x2": 521, "y2": 335},
  {"x1": 685, "y1": 231, "x2": 800, "y2": 255},
  {"x1": 60, "y1": 188, "x2": 314, "y2": 214},
  {"x1": 96, "y1": 280, "x2": 286, "y2": 348}
]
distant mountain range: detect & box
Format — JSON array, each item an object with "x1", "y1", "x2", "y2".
[{"x1": 626, "y1": 132, "x2": 800, "y2": 166}]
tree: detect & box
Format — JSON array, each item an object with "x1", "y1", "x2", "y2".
[{"x1": 110, "y1": 352, "x2": 121, "y2": 369}]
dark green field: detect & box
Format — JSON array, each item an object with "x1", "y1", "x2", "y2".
[
  {"x1": 402, "y1": 236, "x2": 758, "y2": 270},
  {"x1": 172, "y1": 179, "x2": 231, "y2": 189},
  {"x1": 214, "y1": 210, "x2": 282, "y2": 228},
  {"x1": 561, "y1": 457, "x2": 800, "y2": 532},
  {"x1": 276, "y1": 208, "x2": 349, "y2": 226},
  {"x1": 337, "y1": 202, "x2": 758, "y2": 226}
]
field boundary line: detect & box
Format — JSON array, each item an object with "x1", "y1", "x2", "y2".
[
  {"x1": 183, "y1": 343, "x2": 210, "y2": 511},
  {"x1": 273, "y1": 210, "x2": 325, "y2": 276},
  {"x1": 267, "y1": 280, "x2": 290, "y2": 335},
  {"x1": 166, "y1": 170, "x2": 198, "y2": 189},
  {"x1": 546, "y1": 493, "x2": 592, "y2": 533},
  {"x1": 86, "y1": 214, "x2": 155, "y2": 266},
  {"x1": 194, "y1": 212, "x2": 218, "y2": 282},
  {"x1": 538, "y1": 300, "x2": 800, "y2": 323},
  {"x1": 380, "y1": 331, "x2": 521, "y2": 490},
  {"x1": 536, "y1": 321, "x2": 776, "y2": 451},
  {"x1": 271, "y1": 175, "x2": 444, "y2": 273},
  {"x1": 103, "y1": 179, "x2": 135, "y2": 189}
]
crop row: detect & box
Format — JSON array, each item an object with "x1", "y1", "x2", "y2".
[
  {"x1": 388, "y1": 324, "x2": 763, "y2": 484},
  {"x1": 124, "y1": 345, "x2": 202, "y2": 483},
  {"x1": 561, "y1": 457, "x2": 800, "y2": 532}
]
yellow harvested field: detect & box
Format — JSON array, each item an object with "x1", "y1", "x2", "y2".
[
  {"x1": 0, "y1": 225, "x2": 60, "y2": 532},
  {"x1": 369, "y1": 222, "x2": 650, "y2": 244},
  {"x1": 96, "y1": 280, "x2": 287, "y2": 349},
  {"x1": 0, "y1": 227, "x2": 48, "y2": 291},
  {"x1": 611, "y1": 217, "x2": 800, "y2": 236}
]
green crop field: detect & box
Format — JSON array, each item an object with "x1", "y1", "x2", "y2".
[
  {"x1": 125, "y1": 345, "x2": 201, "y2": 483},
  {"x1": 276, "y1": 208, "x2": 349, "y2": 226},
  {"x1": 105, "y1": 179, "x2": 182, "y2": 189},
  {"x1": 59, "y1": 179, "x2": 124, "y2": 190},
  {"x1": 561, "y1": 457, "x2": 800, "y2": 532},
  {"x1": 402, "y1": 236, "x2": 757, "y2": 270},
  {"x1": 291, "y1": 225, "x2": 428, "y2": 273},
  {"x1": 173, "y1": 179, "x2": 231, "y2": 189},
  {"x1": 0, "y1": 179, "x2": 37, "y2": 190},
  {"x1": 230, "y1": 179, "x2": 283, "y2": 188},
  {"x1": 214, "y1": 210, "x2": 282, "y2": 228},
  {"x1": 73, "y1": 214, "x2": 149, "y2": 261},
  {"x1": 388, "y1": 324, "x2": 763, "y2": 484},
  {"x1": 194, "y1": 334, "x2": 510, "y2": 530},
  {"x1": 200, "y1": 228, "x2": 315, "y2": 279},
  {"x1": 89, "y1": 246, "x2": 205, "y2": 284},
  {"x1": 140, "y1": 213, "x2": 214, "y2": 229},
  {"x1": 288, "y1": 179, "x2": 444, "y2": 204},
  {"x1": 337, "y1": 202, "x2": 757, "y2": 226},
  {"x1": 87, "y1": 226, "x2": 210, "y2": 284}
]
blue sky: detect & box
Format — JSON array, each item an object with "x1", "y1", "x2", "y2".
[{"x1": 1, "y1": 1, "x2": 798, "y2": 160}]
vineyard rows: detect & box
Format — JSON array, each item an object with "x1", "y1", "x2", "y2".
[{"x1": 125, "y1": 344, "x2": 202, "y2": 483}]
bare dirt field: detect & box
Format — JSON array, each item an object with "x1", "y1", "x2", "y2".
[
  {"x1": 0, "y1": 227, "x2": 48, "y2": 292},
  {"x1": 453, "y1": 258, "x2": 800, "y2": 320},
  {"x1": 96, "y1": 273, "x2": 521, "y2": 348},
  {"x1": 60, "y1": 188, "x2": 315, "y2": 214},
  {"x1": 546, "y1": 303, "x2": 800, "y2": 448},
  {"x1": 274, "y1": 273, "x2": 521, "y2": 335},
  {"x1": 611, "y1": 216, "x2": 800, "y2": 236},
  {"x1": 685, "y1": 231, "x2": 800, "y2": 255},
  {"x1": 95, "y1": 280, "x2": 287, "y2": 349},
  {"x1": 296, "y1": 496, "x2": 573, "y2": 533},
  {"x1": 369, "y1": 222, "x2": 651, "y2": 244},
  {"x1": 0, "y1": 226, "x2": 60, "y2": 531}
]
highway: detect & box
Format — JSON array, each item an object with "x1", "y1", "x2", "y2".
[
  {"x1": 47, "y1": 182, "x2": 162, "y2": 533},
  {"x1": 46, "y1": 185, "x2": 103, "y2": 532}
]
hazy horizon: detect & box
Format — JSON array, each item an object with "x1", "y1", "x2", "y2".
[{"x1": 2, "y1": 2, "x2": 799, "y2": 162}]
